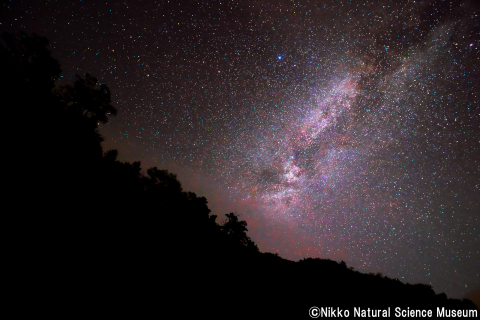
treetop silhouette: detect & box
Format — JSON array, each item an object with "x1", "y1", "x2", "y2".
[
  {"x1": 221, "y1": 212, "x2": 259, "y2": 252},
  {"x1": 57, "y1": 73, "x2": 117, "y2": 125}
]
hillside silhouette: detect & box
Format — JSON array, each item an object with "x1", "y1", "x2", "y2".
[{"x1": 3, "y1": 32, "x2": 477, "y2": 318}]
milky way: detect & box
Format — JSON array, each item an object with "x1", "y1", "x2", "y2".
[{"x1": 2, "y1": 0, "x2": 478, "y2": 300}]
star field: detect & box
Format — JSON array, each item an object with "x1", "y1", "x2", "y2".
[{"x1": 2, "y1": 0, "x2": 479, "y2": 300}]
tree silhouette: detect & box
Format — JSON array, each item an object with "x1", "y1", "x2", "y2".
[
  {"x1": 57, "y1": 73, "x2": 117, "y2": 125},
  {"x1": 1, "y1": 32, "x2": 62, "y2": 170},
  {"x1": 221, "y1": 212, "x2": 258, "y2": 252},
  {"x1": 143, "y1": 167, "x2": 183, "y2": 196},
  {"x1": 0, "y1": 31, "x2": 61, "y2": 99}
]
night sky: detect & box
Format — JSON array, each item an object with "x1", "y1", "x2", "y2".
[{"x1": 2, "y1": 0, "x2": 479, "y2": 300}]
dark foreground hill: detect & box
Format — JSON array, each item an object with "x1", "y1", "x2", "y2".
[
  {"x1": 3, "y1": 32, "x2": 477, "y2": 318},
  {"x1": 36, "y1": 223, "x2": 478, "y2": 319}
]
